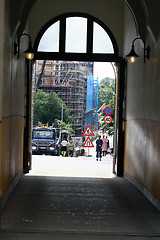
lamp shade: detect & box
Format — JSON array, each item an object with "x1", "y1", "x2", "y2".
[
  {"x1": 126, "y1": 45, "x2": 139, "y2": 63},
  {"x1": 24, "y1": 41, "x2": 34, "y2": 60}
]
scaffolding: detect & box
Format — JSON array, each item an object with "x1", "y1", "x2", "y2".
[
  {"x1": 33, "y1": 60, "x2": 93, "y2": 136},
  {"x1": 86, "y1": 76, "x2": 99, "y2": 130}
]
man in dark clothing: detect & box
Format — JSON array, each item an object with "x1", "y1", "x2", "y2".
[{"x1": 96, "y1": 135, "x2": 103, "y2": 161}]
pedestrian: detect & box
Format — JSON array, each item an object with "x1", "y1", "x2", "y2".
[
  {"x1": 106, "y1": 136, "x2": 110, "y2": 154},
  {"x1": 101, "y1": 135, "x2": 108, "y2": 156},
  {"x1": 61, "y1": 138, "x2": 68, "y2": 156},
  {"x1": 96, "y1": 135, "x2": 103, "y2": 161},
  {"x1": 68, "y1": 140, "x2": 74, "y2": 157}
]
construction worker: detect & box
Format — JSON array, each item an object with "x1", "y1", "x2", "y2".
[
  {"x1": 61, "y1": 138, "x2": 68, "y2": 156},
  {"x1": 68, "y1": 140, "x2": 74, "y2": 157}
]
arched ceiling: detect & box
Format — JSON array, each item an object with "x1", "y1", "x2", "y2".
[
  {"x1": 10, "y1": 0, "x2": 38, "y2": 36},
  {"x1": 123, "y1": 0, "x2": 160, "y2": 41},
  {"x1": 26, "y1": 0, "x2": 125, "y2": 56},
  {"x1": 11, "y1": 0, "x2": 159, "y2": 53}
]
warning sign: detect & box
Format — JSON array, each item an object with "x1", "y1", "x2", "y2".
[
  {"x1": 83, "y1": 137, "x2": 94, "y2": 147},
  {"x1": 104, "y1": 115, "x2": 112, "y2": 124},
  {"x1": 82, "y1": 125, "x2": 94, "y2": 136}
]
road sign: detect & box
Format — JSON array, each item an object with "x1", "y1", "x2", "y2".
[
  {"x1": 82, "y1": 125, "x2": 94, "y2": 136},
  {"x1": 104, "y1": 106, "x2": 113, "y2": 115},
  {"x1": 100, "y1": 103, "x2": 106, "y2": 110},
  {"x1": 72, "y1": 137, "x2": 83, "y2": 147},
  {"x1": 104, "y1": 115, "x2": 112, "y2": 124},
  {"x1": 83, "y1": 137, "x2": 94, "y2": 147}
]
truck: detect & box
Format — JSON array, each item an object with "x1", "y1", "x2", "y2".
[
  {"x1": 61, "y1": 129, "x2": 70, "y2": 142},
  {"x1": 32, "y1": 127, "x2": 61, "y2": 155}
]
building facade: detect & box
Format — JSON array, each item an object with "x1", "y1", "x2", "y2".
[{"x1": 33, "y1": 60, "x2": 93, "y2": 136}]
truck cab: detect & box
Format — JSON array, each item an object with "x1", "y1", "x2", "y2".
[{"x1": 32, "y1": 127, "x2": 60, "y2": 155}]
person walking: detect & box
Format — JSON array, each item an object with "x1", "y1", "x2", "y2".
[
  {"x1": 96, "y1": 135, "x2": 103, "y2": 161},
  {"x1": 106, "y1": 136, "x2": 110, "y2": 154},
  {"x1": 102, "y1": 135, "x2": 108, "y2": 156}
]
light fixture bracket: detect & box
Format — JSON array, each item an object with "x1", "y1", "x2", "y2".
[
  {"x1": 14, "y1": 33, "x2": 34, "y2": 60},
  {"x1": 126, "y1": 37, "x2": 150, "y2": 63}
]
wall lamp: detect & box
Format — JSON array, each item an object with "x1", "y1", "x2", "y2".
[
  {"x1": 14, "y1": 33, "x2": 34, "y2": 60},
  {"x1": 126, "y1": 37, "x2": 150, "y2": 63}
]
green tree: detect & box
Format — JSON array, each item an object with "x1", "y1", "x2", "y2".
[
  {"x1": 98, "y1": 78, "x2": 115, "y2": 108},
  {"x1": 57, "y1": 120, "x2": 75, "y2": 136},
  {"x1": 33, "y1": 90, "x2": 73, "y2": 126},
  {"x1": 98, "y1": 77, "x2": 115, "y2": 135}
]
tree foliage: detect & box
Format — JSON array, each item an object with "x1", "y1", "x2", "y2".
[
  {"x1": 98, "y1": 78, "x2": 115, "y2": 108},
  {"x1": 33, "y1": 90, "x2": 73, "y2": 126},
  {"x1": 57, "y1": 120, "x2": 75, "y2": 136},
  {"x1": 98, "y1": 77, "x2": 115, "y2": 135}
]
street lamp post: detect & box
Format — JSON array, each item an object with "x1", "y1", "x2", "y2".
[{"x1": 61, "y1": 103, "x2": 63, "y2": 122}]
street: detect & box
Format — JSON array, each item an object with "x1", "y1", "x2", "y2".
[{"x1": 29, "y1": 147, "x2": 114, "y2": 178}]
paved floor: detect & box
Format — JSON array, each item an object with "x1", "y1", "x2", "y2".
[{"x1": 1, "y1": 153, "x2": 160, "y2": 240}]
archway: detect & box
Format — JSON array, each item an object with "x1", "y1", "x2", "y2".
[{"x1": 25, "y1": 13, "x2": 125, "y2": 177}]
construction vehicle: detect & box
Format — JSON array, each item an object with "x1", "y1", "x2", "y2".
[{"x1": 32, "y1": 126, "x2": 61, "y2": 155}]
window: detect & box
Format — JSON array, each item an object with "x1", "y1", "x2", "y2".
[
  {"x1": 35, "y1": 13, "x2": 119, "y2": 61},
  {"x1": 93, "y1": 22, "x2": 114, "y2": 53},
  {"x1": 66, "y1": 17, "x2": 87, "y2": 53},
  {"x1": 38, "y1": 21, "x2": 60, "y2": 52}
]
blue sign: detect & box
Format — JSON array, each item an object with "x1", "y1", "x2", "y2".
[{"x1": 104, "y1": 106, "x2": 113, "y2": 115}]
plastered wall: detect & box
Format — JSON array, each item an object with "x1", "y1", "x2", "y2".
[
  {"x1": 0, "y1": 0, "x2": 26, "y2": 202},
  {"x1": 0, "y1": 123, "x2": 2, "y2": 199},
  {"x1": 0, "y1": 0, "x2": 5, "y2": 201},
  {"x1": 27, "y1": 0, "x2": 125, "y2": 56},
  {"x1": 123, "y1": 5, "x2": 160, "y2": 202}
]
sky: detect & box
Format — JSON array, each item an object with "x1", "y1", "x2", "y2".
[{"x1": 94, "y1": 62, "x2": 116, "y2": 81}]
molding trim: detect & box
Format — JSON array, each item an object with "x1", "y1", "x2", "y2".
[
  {"x1": 122, "y1": 0, "x2": 139, "y2": 35},
  {"x1": 124, "y1": 173, "x2": 160, "y2": 212},
  {"x1": 124, "y1": 118, "x2": 160, "y2": 124},
  {"x1": 0, "y1": 170, "x2": 23, "y2": 209},
  {"x1": 2, "y1": 115, "x2": 25, "y2": 121}
]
